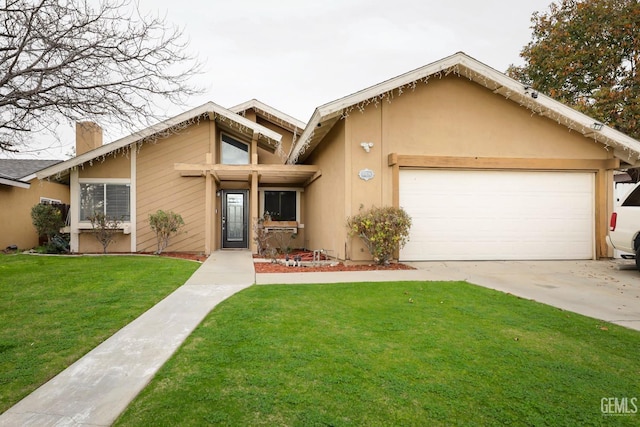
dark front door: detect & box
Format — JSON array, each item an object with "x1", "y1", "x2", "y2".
[{"x1": 222, "y1": 190, "x2": 248, "y2": 249}]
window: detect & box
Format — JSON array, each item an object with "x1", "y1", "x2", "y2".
[
  {"x1": 221, "y1": 134, "x2": 249, "y2": 165},
  {"x1": 264, "y1": 191, "x2": 297, "y2": 221},
  {"x1": 622, "y1": 184, "x2": 640, "y2": 207},
  {"x1": 40, "y1": 197, "x2": 61, "y2": 204},
  {"x1": 80, "y1": 183, "x2": 130, "y2": 221}
]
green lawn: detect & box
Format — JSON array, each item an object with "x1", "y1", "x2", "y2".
[
  {"x1": 116, "y1": 281, "x2": 639, "y2": 426},
  {"x1": 0, "y1": 254, "x2": 200, "y2": 413}
]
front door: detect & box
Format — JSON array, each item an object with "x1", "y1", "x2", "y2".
[{"x1": 222, "y1": 190, "x2": 248, "y2": 249}]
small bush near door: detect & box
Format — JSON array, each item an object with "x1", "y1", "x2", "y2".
[
  {"x1": 347, "y1": 206, "x2": 412, "y2": 265},
  {"x1": 148, "y1": 210, "x2": 185, "y2": 254}
]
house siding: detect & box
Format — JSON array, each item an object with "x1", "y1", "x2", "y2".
[
  {"x1": 0, "y1": 179, "x2": 70, "y2": 250},
  {"x1": 79, "y1": 232, "x2": 131, "y2": 253},
  {"x1": 256, "y1": 117, "x2": 296, "y2": 165},
  {"x1": 304, "y1": 120, "x2": 347, "y2": 259},
  {"x1": 306, "y1": 74, "x2": 616, "y2": 260},
  {"x1": 384, "y1": 76, "x2": 610, "y2": 159},
  {"x1": 136, "y1": 121, "x2": 212, "y2": 253},
  {"x1": 78, "y1": 152, "x2": 131, "y2": 178}
]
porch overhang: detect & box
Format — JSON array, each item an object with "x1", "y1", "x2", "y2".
[{"x1": 175, "y1": 163, "x2": 321, "y2": 186}]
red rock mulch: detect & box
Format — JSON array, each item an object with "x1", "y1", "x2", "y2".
[
  {"x1": 150, "y1": 251, "x2": 414, "y2": 273},
  {"x1": 254, "y1": 261, "x2": 414, "y2": 273},
  {"x1": 253, "y1": 250, "x2": 414, "y2": 273}
]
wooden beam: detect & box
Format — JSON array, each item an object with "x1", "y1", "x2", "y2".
[
  {"x1": 205, "y1": 172, "x2": 213, "y2": 255},
  {"x1": 388, "y1": 152, "x2": 398, "y2": 166},
  {"x1": 303, "y1": 170, "x2": 322, "y2": 187},
  {"x1": 251, "y1": 131, "x2": 259, "y2": 165},
  {"x1": 250, "y1": 171, "x2": 259, "y2": 253},
  {"x1": 391, "y1": 161, "x2": 399, "y2": 209},
  {"x1": 594, "y1": 169, "x2": 609, "y2": 259},
  {"x1": 395, "y1": 155, "x2": 620, "y2": 171}
]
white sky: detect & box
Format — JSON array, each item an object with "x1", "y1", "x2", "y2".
[{"x1": 15, "y1": 0, "x2": 555, "y2": 159}]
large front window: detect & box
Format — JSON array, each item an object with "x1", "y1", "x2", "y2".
[
  {"x1": 221, "y1": 134, "x2": 249, "y2": 165},
  {"x1": 264, "y1": 190, "x2": 297, "y2": 221},
  {"x1": 80, "y1": 183, "x2": 130, "y2": 221}
]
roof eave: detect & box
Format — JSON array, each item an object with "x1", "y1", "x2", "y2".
[
  {"x1": 0, "y1": 176, "x2": 30, "y2": 188},
  {"x1": 230, "y1": 99, "x2": 307, "y2": 131},
  {"x1": 37, "y1": 102, "x2": 283, "y2": 180},
  {"x1": 287, "y1": 108, "x2": 324, "y2": 164},
  {"x1": 288, "y1": 51, "x2": 640, "y2": 165}
]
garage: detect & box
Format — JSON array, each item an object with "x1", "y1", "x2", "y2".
[{"x1": 399, "y1": 169, "x2": 595, "y2": 261}]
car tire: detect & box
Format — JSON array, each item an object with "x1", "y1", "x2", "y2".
[{"x1": 636, "y1": 247, "x2": 640, "y2": 271}]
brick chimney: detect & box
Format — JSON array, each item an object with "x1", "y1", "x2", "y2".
[{"x1": 75, "y1": 122, "x2": 103, "y2": 156}]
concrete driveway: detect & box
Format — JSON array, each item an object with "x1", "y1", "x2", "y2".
[{"x1": 406, "y1": 259, "x2": 640, "y2": 331}]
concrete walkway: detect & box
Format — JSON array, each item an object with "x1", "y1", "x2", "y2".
[
  {"x1": 0, "y1": 251, "x2": 255, "y2": 427},
  {"x1": 2, "y1": 254, "x2": 639, "y2": 426}
]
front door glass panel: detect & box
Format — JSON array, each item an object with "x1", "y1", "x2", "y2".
[{"x1": 226, "y1": 194, "x2": 244, "y2": 242}]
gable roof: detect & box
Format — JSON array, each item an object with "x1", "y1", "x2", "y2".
[
  {"x1": 37, "y1": 102, "x2": 283, "y2": 180},
  {"x1": 230, "y1": 99, "x2": 306, "y2": 134},
  {"x1": 287, "y1": 52, "x2": 640, "y2": 165},
  {"x1": 0, "y1": 159, "x2": 61, "y2": 188}
]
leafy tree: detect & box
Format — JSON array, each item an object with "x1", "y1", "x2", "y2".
[
  {"x1": 347, "y1": 206, "x2": 412, "y2": 265},
  {"x1": 87, "y1": 212, "x2": 121, "y2": 254},
  {"x1": 508, "y1": 0, "x2": 640, "y2": 140},
  {"x1": 31, "y1": 203, "x2": 63, "y2": 244},
  {"x1": 0, "y1": 0, "x2": 202, "y2": 153},
  {"x1": 148, "y1": 210, "x2": 185, "y2": 254}
]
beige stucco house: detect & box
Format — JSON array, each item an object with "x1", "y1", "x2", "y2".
[
  {"x1": 0, "y1": 159, "x2": 69, "y2": 249},
  {"x1": 37, "y1": 52, "x2": 640, "y2": 261}
]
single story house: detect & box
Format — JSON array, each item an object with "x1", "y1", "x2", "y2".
[
  {"x1": 0, "y1": 159, "x2": 69, "y2": 249},
  {"x1": 37, "y1": 52, "x2": 640, "y2": 261}
]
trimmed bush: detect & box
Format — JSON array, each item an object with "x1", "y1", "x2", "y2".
[
  {"x1": 347, "y1": 206, "x2": 412, "y2": 265},
  {"x1": 31, "y1": 203, "x2": 64, "y2": 245},
  {"x1": 148, "y1": 210, "x2": 185, "y2": 254}
]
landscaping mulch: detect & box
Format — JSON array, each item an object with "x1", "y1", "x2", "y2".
[
  {"x1": 149, "y1": 250, "x2": 415, "y2": 273},
  {"x1": 254, "y1": 250, "x2": 414, "y2": 273}
]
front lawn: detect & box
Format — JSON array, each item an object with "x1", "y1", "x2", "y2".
[
  {"x1": 0, "y1": 254, "x2": 200, "y2": 413},
  {"x1": 116, "y1": 281, "x2": 639, "y2": 426}
]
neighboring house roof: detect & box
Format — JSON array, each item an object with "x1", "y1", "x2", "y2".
[
  {"x1": 287, "y1": 51, "x2": 640, "y2": 165},
  {"x1": 0, "y1": 159, "x2": 61, "y2": 188},
  {"x1": 37, "y1": 102, "x2": 283, "y2": 180},
  {"x1": 230, "y1": 99, "x2": 306, "y2": 134}
]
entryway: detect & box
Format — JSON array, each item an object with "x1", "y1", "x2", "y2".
[{"x1": 221, "y1": 190, "x2": 249, "y2": 249}]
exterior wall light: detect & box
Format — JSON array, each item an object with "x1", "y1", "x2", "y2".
[{"x1": 360, "y1": 142, "x2": 374, "y2": 152}]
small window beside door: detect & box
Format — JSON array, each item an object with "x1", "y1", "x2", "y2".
[
  {"x1": 264, "y1": 191, "x2": 297, "y2": 221},
  {"x1": 221, "y1": 134, "x2": 249, "y2": 165}
]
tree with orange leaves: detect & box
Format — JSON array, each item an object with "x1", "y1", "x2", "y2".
[{"x1": 508, "y1": 0, "x2": 640, "y2": 140}]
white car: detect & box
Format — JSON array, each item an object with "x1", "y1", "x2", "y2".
[{"x1": 608, "y1": 181, "x2": 640, "y2": 270}]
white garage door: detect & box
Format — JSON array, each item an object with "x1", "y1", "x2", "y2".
[{"x1": 399, "y1": 170, "x2": 594, "y2": 261}]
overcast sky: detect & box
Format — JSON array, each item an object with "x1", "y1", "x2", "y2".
[{"x1": 17, "y1": 0, "x2": 555, "y2": 159}]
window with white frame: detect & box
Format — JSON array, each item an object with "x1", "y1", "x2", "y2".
[
  {"x1": 221, "y1": 134, "x2": 249, "y2": 165},
  {"x1": 80, "y1": 183, "x2": 130, "y2": 221},
  {"x1": 40, "y1": 197, "x2": 62, "y2": 204},
  {"x1": 263, "y1": 190, "x2": 297, "y2": 221}
]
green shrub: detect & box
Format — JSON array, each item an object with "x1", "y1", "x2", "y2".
[
  {"x1": 148, "y1": 210, "x2": 185, "y2": 254},
  {"x1": 31, "y1": 203, "x2": 64, "y2": 245},
  {"x1": 347, "y1": 206, "x2": 412, "y2": 265}
]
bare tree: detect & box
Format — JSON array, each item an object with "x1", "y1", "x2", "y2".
[{"x1": 0, "y1": 0, "x2": 203, "y2": 153}]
